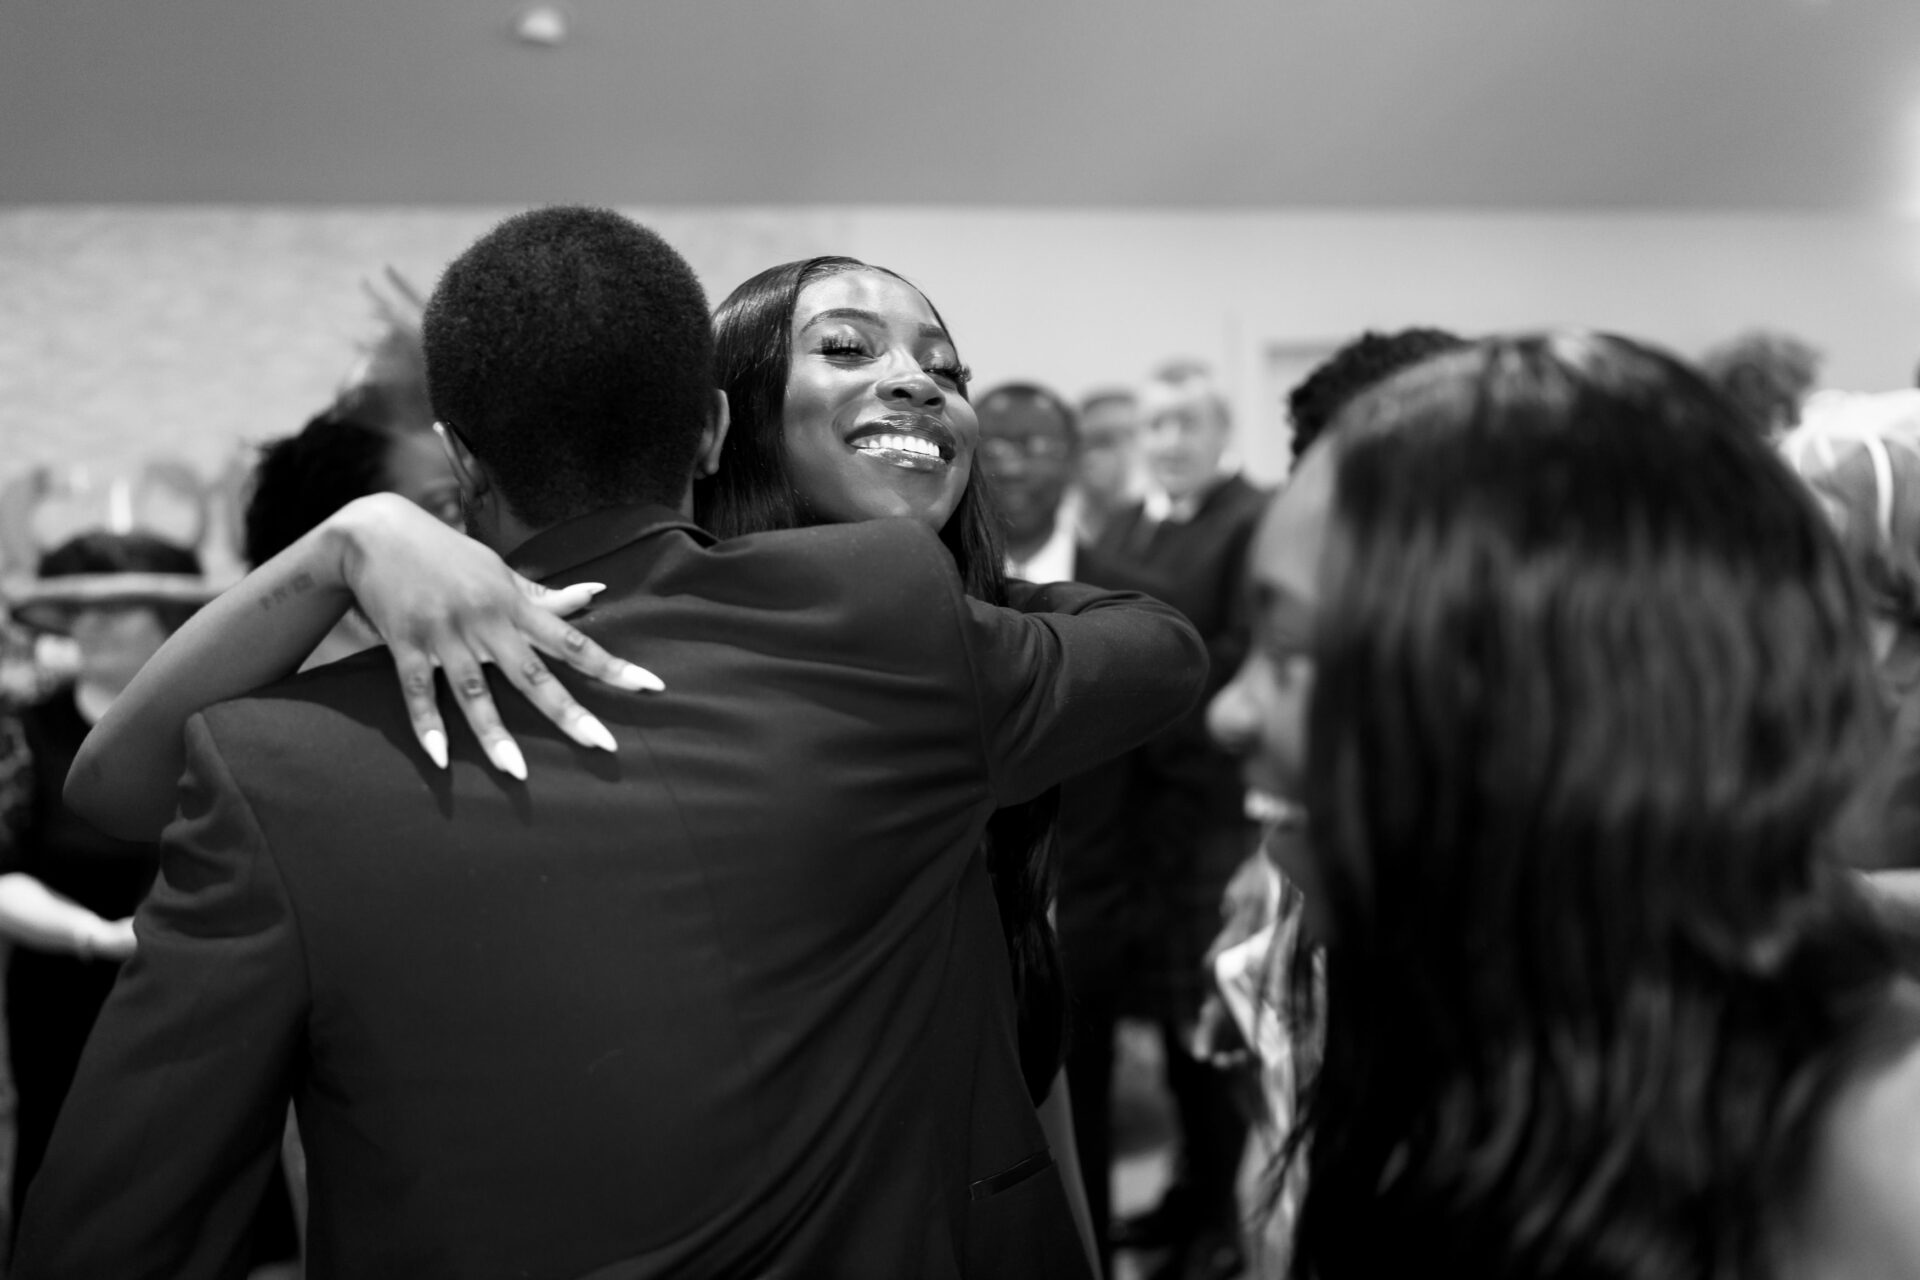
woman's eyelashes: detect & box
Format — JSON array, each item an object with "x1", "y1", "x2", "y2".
[
  {"x1": 814, "y1": 334, "x2": 970, "y2": 389},
  {"x1": 815, "y1": 335, "x2": 869, "y2": 359},
  {"x1": 1256, "y1": 618, "x2": 1310, "y2": 663}
]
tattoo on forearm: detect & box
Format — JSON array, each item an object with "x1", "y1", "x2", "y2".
[{"x1": 256, "y1": 571, "x2": 318, "y2": 613}]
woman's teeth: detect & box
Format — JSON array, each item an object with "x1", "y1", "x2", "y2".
[
  {"x1": 851, "y1": 434, "x2": 948, "y2": 471},
  {"x1": 854, "y1": 434, "x2": 943, "y2": 460},
  {"x1": 1244, "y1": 790, "x2": 1306, "y2": 828}
]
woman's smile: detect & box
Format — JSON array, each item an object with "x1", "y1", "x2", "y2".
[
  {"x1": 846, "y1": 411, "x2": 958, "y2": 472},
  {"x1": 780, "y1": 269, "x2": 978, "y2": 530}
]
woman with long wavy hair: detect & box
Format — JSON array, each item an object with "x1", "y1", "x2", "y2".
[
  {"x1": 1210, "y1": 332, "x2": 1920, "y2": 1278},
  {"x1": 697, "y1": 256, "x2": 1066, "y2": 1109}
]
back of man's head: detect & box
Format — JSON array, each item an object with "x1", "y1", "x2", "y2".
[
  {"x1": 423, "y1": 207, "x2": 715, "y2": 526},
  {"x1": 1287, "y1": 327, "x2": 1466, "y2": 463}
]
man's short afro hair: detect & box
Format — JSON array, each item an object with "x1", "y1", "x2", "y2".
[
  {"x1": 1287, "y1": 327, "x2": 1467, "y2": 463},
  {"x1": 423, "y1": 206, "x2": 715, "y2": 524}
]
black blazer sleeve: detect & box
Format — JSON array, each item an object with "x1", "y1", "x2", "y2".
[
  {"x1": 15, "y1": 713, "x2": 308, "y2": 1280},
  {"x1": 960, "y1": 576, "x2": 1206, "y2": 807}
]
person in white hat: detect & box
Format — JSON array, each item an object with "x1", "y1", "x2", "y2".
[{"x1": 0, "y1": 532, "x2": 224, "y2": 1228}]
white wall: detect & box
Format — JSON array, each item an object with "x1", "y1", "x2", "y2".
[
  {"x1": 5, "y1": 205, "x2": 1919, "y2": 494},
  {"x1": 862, "y1": 209, "x2": 1920, "y2": 482}
]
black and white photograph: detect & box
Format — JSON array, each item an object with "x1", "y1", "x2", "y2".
[{"x1": 4, "y1": 3, "x2": 1920, "y2": 1277}]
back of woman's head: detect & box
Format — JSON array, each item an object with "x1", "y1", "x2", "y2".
[
  {"x1": 1292, "y1": 332, "x2": 1899, "y2": 1280},
  {"x1": 243, "y1": 410, "x2": 392, "y2": 568}
]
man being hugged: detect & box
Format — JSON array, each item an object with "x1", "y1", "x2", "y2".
[{"x1": 17, "y1": 208, "x2": 1204, "y2": 1280}]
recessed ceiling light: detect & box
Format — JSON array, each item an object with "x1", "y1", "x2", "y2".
[{"x1": 511, "y1": 3, "x2": 569, "y2": 47}]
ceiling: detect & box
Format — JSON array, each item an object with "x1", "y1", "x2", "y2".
[{"x1": 7, "y1": 0, "x2": 1920, "y2": 210}]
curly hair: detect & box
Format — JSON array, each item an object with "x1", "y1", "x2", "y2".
[
  {"x1": 422, "y1": 207, "x2": 716, "y2": 524},
  {"x1": 1285, "y1": 327, "x2": 1465, "y2": 463},
  {"x1": 242, "y1": 410, "x2": 393, "y2": 567},
  {"x1": 1700, "y1": 330, "x2": 1822, "y2": 440},
  {"x1": 1284, "y1": 333, "x2": 1902, "y2": 1280}
]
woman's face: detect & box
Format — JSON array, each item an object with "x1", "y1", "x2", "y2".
[
  {"x1": 69, "y1": 603, "x2": 171, "y2": 692},
  {"x1": 384, "y1": 429, "x2": 465, "y2": 528},
  {"x1": 1208, "y1": 445, "x2": 1334, "y2": 930},
  {"x1": 780, "y1": 269, "x2": 978, "y2": 531}
]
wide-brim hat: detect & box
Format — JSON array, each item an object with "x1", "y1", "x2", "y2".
[{"x1": 4, "y1": 572, "x2": 221, "y2": 635}]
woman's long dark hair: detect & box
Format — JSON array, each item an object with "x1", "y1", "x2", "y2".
[
  {"x1": 1285, "y1": 333, "x2": 1904, "y2": 1279},
  {"x1": 698, "y1": 256, "x2": 1065, "y2": 1100}
]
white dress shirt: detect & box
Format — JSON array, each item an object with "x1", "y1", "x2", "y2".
[{"x1": 1006, "y1": 514, "x2": 1079, "y2": 583}]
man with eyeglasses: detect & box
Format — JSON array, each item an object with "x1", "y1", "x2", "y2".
[{"x1": 977, "y1": 383, "x2": 1085, "y2": 583}]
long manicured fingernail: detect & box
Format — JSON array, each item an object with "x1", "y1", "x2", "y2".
[
  {"x1": 489, "y1": 739, "x2": 528, "y2": 781},
  {"x1": 612, "y1": 663, "x2": 665, "y2": 693},
  {"x1": 574, "y1": 713, "x2": 617, "y2": 752},
  {"x1": 421, "y1": 729, "x2": 448, "y2": 770},
  {"x1": 577, "y1": 582, "x2": 607, "y2": 596}
]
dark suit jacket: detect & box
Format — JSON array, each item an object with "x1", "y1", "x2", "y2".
[
  {"x1": 16, "y1": 507, "x2": 1205, "y2": 1280},
  {"x1": 1049, "y1": 542, "x2": 1191, "y2": 999},
  {"x1": 1094, "y1": 474, "x2": 1270, "y2": 1017},
  {"x1": 1096, "y1": 474, "x2": 1266, "y2": 718}
]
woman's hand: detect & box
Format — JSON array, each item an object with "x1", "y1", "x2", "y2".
[
  {"x1": 0, "y1": 875, "x2": 139, "y2": 960},
  {"x1": 326, "y1": 494, "x2": 663, "y2": 779},
  {"x1": 82, "y1": 916, "x2": 138, "y2": 963}
]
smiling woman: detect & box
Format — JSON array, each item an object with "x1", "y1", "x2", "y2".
[
  {"x1": 777, "y1": 270, "x2": 977, "y2": 528},
  {"x1": 696, "y1": 258, "x2": 1054, "y2": 1068},
  {"x1": 699, "y1": 257, "x2": 989, "y2": 547},
  {"x1": 692, "y1": 254, "x2": 1095, "y2": 1270}
]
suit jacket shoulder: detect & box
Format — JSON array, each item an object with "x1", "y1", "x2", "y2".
[
  {"x1": 1074, "y1": 542, "x2": 1199, "y2": 621},
  {"x1": 32, "y1": 513, "x2": 1180, "y2": 1279},
  {"x1": 203, "y1": 516, "x2": 973, "y2": 757},
  {"x1": 1091, "y1": 499, "x2": 1150, "y2": 562},
  {"x1": 665, "y1": 516, "x2": 966, "y2": 614},
  {"x1": 1207, "y1": 473, "x2": 1270, "y2": 526}
]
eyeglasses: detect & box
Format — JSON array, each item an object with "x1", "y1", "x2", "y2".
[{"x1": 980, "y1": 436, "x2": 1073, "y2": 466}]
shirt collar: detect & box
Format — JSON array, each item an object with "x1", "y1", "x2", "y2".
[
  {"x1": 504, "y1": 503, "x2": 711, "y2": 583},
  {"x1": 1006, "y1": 513, "x2": 1079, "y2": 583},
  {"x1": 1143, "y1": 471, "x2": 1236, "y2": 525}
]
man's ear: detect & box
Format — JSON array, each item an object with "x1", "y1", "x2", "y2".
[
  {"x1": 434, "y1": 421, "x2": 489, "y2": 501},
  {"x1": 695, "y1": 390, "x2": 732, "y2": 478}
]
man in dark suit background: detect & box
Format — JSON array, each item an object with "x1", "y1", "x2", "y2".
[
  {"x1": 1092, "y1": 365, "x2": 1268, "y2": 1280},
  {"x1": 16, "y1": 210, "x2": 1206, "y2": 1279},
  {"x1": 977, "y1": 381, "x2": 1201, "y2": 1279}
]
